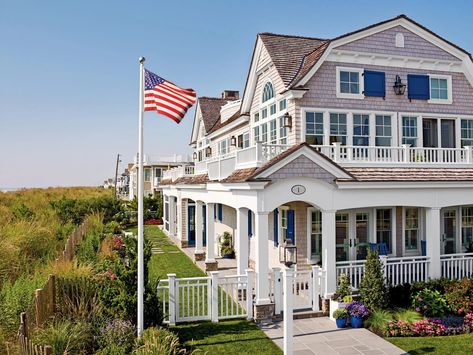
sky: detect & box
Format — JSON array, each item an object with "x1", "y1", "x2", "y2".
[{"x1": 1, "y1": 0, "x2": 473, "y2": 188}]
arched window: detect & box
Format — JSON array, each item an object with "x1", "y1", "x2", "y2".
[{"x1": 262, "y1": 81, "x2": 274, "y2": 102}]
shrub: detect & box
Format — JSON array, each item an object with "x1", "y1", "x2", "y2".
[
  {"x1": 332, "y1": 273, "x2": 352, "y2": 302},
  {"x1": 464, "y1": 312, "x2": 473, "y2": 330},
  {"x1": 346, "y1": 301, "x2": 370, "y2": 318},
  {"x1": 97, "y1": 319, "x2": 136, "y2": 353},
  {"x1": 388, "y1": 278, "x2": 454, "y2": 309},
  {"x1": 32, "y1": 319, "x2": 93, "y2": 354},
  {"x1": 412, "y1": 289, "x2": 449, "y2": 317},
  {"x1": 332, "y1": 308, "x2": 348, "y2": 320},
  {"x1": 359, "y1": 250, "x2": 387, "y2": 310},
  {"x1": 393, "y1": 309, "x2": 422, "y2": 324},
  {"x1": 220, "y1": 232, "x2": 234, "y2": 257},
  {"x1": 386, "y1": 321, "x2": 414, "y2": 337},
  {"x1": 444, "y1": 278, "x2": 473, "y2": 314},
  {"x1": 366, "y1": 309, "x2": 393, "y2": 335},
  {"x1": 134, "y1": 327, "x2": 182, "y2": 355}
]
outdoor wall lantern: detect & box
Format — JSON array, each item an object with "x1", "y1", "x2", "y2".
[
  {"x1": 205, "y1": 146, "x2": 212, "y2": 157},
  {"x1": 393, "y1": 75, "x2": 406, "y2": 96},
  {"x1": 279, "y1": 239, "x2": 297, "y2": 267},
  {"x1": 230, "y1": 135, "x2": 237, "y2": 146},
  {"x1": 192, "y1": 152, "x2": 197, "y2": 160},
  {"x1": 283, "y1": 112, "x2": 293, "y2": 130}
]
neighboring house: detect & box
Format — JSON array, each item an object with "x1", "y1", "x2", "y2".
[
  {"x1": 160, "y1": 14, "x2": 473, "y2": 319},
  {"x1": 116, "y1": 168, "x2": 130, "y2": 200},
  {"x1": 128, "y1": 154, "x2": 193, "y2": 200},
  {"x1": 102, "y1": 178, "x2": 114, "y2": 189}
]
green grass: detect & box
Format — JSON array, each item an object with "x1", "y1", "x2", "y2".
[
  {"x1": 141, "y1": 226, "x2": 281, "y2": 355},
  {"x1": 388, "y1": 333, "x2": 473, "y2": 354},
  {"x1": 175, "y1": 320, "x2": 282, "y2": 355}
]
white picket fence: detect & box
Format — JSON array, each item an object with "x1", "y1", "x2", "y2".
[
  {"x1": 157, "y1": 270, "x2": 253, "y2": 325},
  {"x1": 336, "y1": 255, "x2": 431, "y2": 289},
  {"x1": 441, "y1": 253, "x2": 473, "y2": 279}
]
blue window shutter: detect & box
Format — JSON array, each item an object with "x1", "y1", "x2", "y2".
[
  {"x1": 363, "y1": 70, "x2": 385, "y2": 97},
  {"x1": 287, "y1": 210, "x2": 295, "y2": 244},
  {"x1": 273, "y1": 209, "x2": 279, "y2": 246},
  {"x1": 248, "y1": 210, "x2": 252, "y2": 238},
  {"x1": 408, "y1": 74, "x2": 430, "y2": 100},
  {"x1": 218, "y1": 204, "x2": 223, "y2": 222}
]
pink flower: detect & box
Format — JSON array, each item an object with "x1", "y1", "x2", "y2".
[{"x1": 416, "y1": 307, "x2": 421, "y2": 312}]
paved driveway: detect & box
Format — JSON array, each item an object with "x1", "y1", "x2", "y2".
[{"x1": 259, "y1": 317, "x2": 406, "y2": 355}]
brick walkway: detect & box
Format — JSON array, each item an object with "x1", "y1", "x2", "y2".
[{"x1": 260, "y1": 317, "x2": 406, "y2": 355}]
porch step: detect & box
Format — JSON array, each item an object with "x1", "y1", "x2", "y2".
[{"x1": 274, "y1": 310, "x2": 328, "y2": 321}]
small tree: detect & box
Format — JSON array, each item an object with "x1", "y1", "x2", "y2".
[
  {"x1": 333, "y1": 273, "x2": 352, "y2": 301},
  {"x1": 359, "y1": 250, "x2": 387, "y2": 311}
]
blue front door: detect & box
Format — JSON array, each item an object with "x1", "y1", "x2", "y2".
[{"x1": 187, "y1": 205, "x2": 196, "y2": 246}]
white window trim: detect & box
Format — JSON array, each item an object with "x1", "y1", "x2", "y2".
[
  {"x1": 428, "y1": 74, "x2": 453, "y2": 105},
  {"x1": 307, "y1": 207, "x2": 322, "y2": 264},
  {"x1": 278, "y1": 206, "x2": 290, "y2": 243},
  {"x1": 336, "y1": 66, "x2": 364, "y2": 100},
  {"x1": 402, "y1": 207, "x2": 423, "y2": 256}
]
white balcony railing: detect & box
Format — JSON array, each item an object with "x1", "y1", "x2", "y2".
[{"x1": 162, "y1": 165, "x2": 195, "y2": 182}]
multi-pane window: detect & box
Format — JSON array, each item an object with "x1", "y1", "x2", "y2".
[
  {"x1": 405, "y1": 208, "x2": 419, "y2": 251},
  {"x1": 305, "y1": 112, "x2": 324, "y2": 145},
  {"x1": 261, "y1": 123, "x2": 268, "y2": 143},
  {"x1": 461, "y1": 119, "x2": 473, "y2": 147},
  {"x1": 279, "y1": 99, "x2": 287, "y2": 111},
  {"x1": 430, "y1": 77, "x2": 448, "y2": 100},
  {"x1": 376, "y1": 209, "x2": 392, "y2": 253},
  {"x1": 270, "y1": 104, "x2": 277, "y2": 116},
  {"x1": 462, "y1": 207, "x2": 473, "y2": 249},
  {"x1": 144, "y1": 168, "x2": 151, "y2": 182},
  {"x1": 270, "y1": 119, "x2": 277, "y2": 144},
  {"x1": 253, "y1": 126, "x2": 260, "y2": 144},
  {"x1": 279, "y1": 116, "x2": 288, "y2": 144},
  {"x1": 218, "y1": 139, "x2": 229, "y2": 155},
  {"x1": 353, "y1": 114, "x2": 370, "y2": 146},
  {"x1": 253, "y1": 112, "x2": 259, "y2": 123},
  {"x1": 243, "y1": 133, "x2": 250, "y2": 148},
  {"x1": 280, "y1": 209, "x2": 288, "y2": 241},
  {"x1": 154, "y1": 168, "x2": 163, "y2": 178},
  {"x1": 262, "y1": 82, "x2": 275, "y2": 102},
  {"x1": 376, "y1": 115, "x2": 392, "y2": 146},
  {"x1": 402, "y1": 116, "x2": 418, "y2": 146},
  {"x1": 262, "y1": 108, "x2": 268, "y2": 119},
  {"x1": 330, "y1": 113, "x2": 347, "y2": 145},
  {"x1": 310, "y1": 210, "x2": 322, "y2": 262},
  {"x1": 340, "y1": 70, "x2": 360, "y2": 94}
]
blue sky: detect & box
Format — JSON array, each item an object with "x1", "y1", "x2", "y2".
[{"x1": 1, "y1": 0, "x2": 473, "y2": 187}]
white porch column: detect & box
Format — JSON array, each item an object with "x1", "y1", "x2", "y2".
[
  {"x1": 322, "y1": 210, "x2": 337, "y2": 296},
  {"x1": 194, "y1": 201, "x2": 205, "y2": 261},
  {"x1": 426, "y1": 207, "x2": 441, "y2": 279},
  {"x1": 236, "y1": 208, "x2": 249, "y2": 275},
  {"x1": 205, "y1": 203, "x2": 218, "y2": 271},
  {"x1": 169, "y1": 196, "x2": 176, "y2": 236},
  {"x1": 176, "y1": 198, "x2": 182, "y2": 241},
  {"x1": 255, "y1": 211, "x2": 270, "y2": 305}
]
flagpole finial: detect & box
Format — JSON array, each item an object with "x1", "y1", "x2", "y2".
[{"x1": 139, "y1": 57, "x2": 145, "y2": 64}]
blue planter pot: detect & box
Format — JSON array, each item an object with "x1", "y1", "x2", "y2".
[
  {"x1": 350, "y1": 316, "x2": 363, "y2": 328},
  {"x1": 335, "y1": 318, "x2": 347, "y2": 328}
]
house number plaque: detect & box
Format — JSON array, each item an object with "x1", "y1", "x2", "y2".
[{"x1": 291, "y1": 185, "x2": 306, "y2": 195}]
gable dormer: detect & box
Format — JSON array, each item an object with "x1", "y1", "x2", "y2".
[{"x1": 220, "y1": 91, "x2": 240, "y2": 124}]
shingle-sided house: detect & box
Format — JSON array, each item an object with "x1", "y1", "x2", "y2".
[{"x1": 160, "y1": 15, "x2": 473, "y2": 319}]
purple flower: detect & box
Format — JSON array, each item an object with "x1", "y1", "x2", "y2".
[{"x1": 345, "y1": 301, "x2": 369, "y2": 318}]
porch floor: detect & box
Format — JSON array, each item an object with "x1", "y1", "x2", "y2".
[{"x1": 259, "y1": 318, "x2": 405, "y2": 355}]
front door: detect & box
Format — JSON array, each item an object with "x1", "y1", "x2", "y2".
[
  {"x1": 187, "y1": 204, "x2": 196, "y2": 246},
  {"x1": 442, "y1": 208, "x2": 457, "y2": 254}
]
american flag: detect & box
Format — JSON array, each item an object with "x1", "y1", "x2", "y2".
[{"x1": 144, "y1": 69, "x2": 196, "y2": 123}]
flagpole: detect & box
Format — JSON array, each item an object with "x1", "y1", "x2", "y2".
[{"x1": 137, "y1": 56, "x2": 145, "y2": 337}]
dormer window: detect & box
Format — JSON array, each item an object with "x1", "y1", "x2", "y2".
[
  {"x1": 336, "y1": 67, "x2": 364, "y2": 99},
  {"x1": 262, "y1": 81, "x2": 275, "y2": 102}
]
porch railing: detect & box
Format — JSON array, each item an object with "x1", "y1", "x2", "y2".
[
  {"x1": 441, "y1": 253, "x2": 473, "y2": 279},
  {"x1": 336, "y1": 260, "x2": 366, "y2": 290},
  {"x1": 384, "y1": 256, "x2": 430, "y2": 286}
]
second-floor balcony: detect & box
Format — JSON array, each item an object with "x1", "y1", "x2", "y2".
[{"x1": 161, "y1": 142, "x2": 473, "y2": 182}]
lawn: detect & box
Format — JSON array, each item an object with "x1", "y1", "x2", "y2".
[
  {"x1": 142, "y1": 225, "x2": 282, "y2": 355},
  {"x1": 388, "y1": 333, "x2": 473, "y2": 354}
]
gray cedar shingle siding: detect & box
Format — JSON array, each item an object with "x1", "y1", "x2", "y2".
[{"x1": 267, "y1": 155, "x2": 336, "y2": 184}]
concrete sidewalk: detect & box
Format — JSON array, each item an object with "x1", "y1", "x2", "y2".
[{"x1": 260, "y1": 317, "x2": 406, "y2": 355}]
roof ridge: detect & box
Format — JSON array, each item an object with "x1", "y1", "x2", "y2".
[
  {"x1": 199, "y1": 96, "x2": 227, "y2": 100},
  {"x1": 258, "y1": 32, "x2": 328, "y2": 41}
]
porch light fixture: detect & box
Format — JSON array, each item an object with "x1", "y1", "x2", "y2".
[
  {"x1": 279, "y1": 239, "x2": 297, "y2": 267},
  {"x1": 283, "y1": 112, "x2": 293, "y2": 130},
  {"x1": 205, "y1": 146, "x2": 212, "y2": 157},
  {"x1": 393, "y1": 75, "x2": 406, "y2": 96},
  {"x1": 230, "y1": 135, "x2": 237, "y2": 146},
  {"x1": 193, "y1": 152, "x2": 197, "y2": 160}
]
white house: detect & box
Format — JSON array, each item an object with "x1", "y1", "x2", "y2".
[{"x1": 160, "y1": 15, "x2": 473, "y2": 319}]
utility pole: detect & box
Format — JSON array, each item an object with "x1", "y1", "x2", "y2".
[{"x1": 114, "y1": 153, "x2": 121, "y2": 198}]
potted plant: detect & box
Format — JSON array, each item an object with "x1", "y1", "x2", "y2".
[
  {"x1": 332, "y1": 308, "x2": 349, "y2": 328},
  {"x1": 220, "y1": 232, "x2": 235, "y2": 259},
  {"x1": 329, "y1": 273, "x2": 352, "y2": 321},
  {"x1": 346, "y1": 301, "x2": 369, "y2": 328}
]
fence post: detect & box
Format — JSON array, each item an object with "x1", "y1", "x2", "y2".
[
  {"x1": 210, "y1": 271, "x2": 219, "y2": 323},
  {"x1": 380, "y1": 255, "x2": 388, "y2": 284},
  {"x1": 167, "y1": 273, "x2": 176, "y2": 326},
  {"x1": 20, "y1": 312, "x2": 28, "y2": 338},
  {"x1": 283, "y1": 267, "x2": 294, "y2": 355},
  {"x1": 245, "y1": 269, "x2": 254, "y2": 320},
  {"x1": 272, "y1": 268, "x2": 282, "y2": 315},
  {"x1": 48, "y1": 274, "x2": 56, "y2": 315},
  {"x1": 44, "y1": 345, "x2": 53, "y2": 355},
  {"x1": 311, "y1": 265, "x2": 320, "y2": 312},
  {"x1": 35, "y1": 288, "x2": 44, "y2": 327}
]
